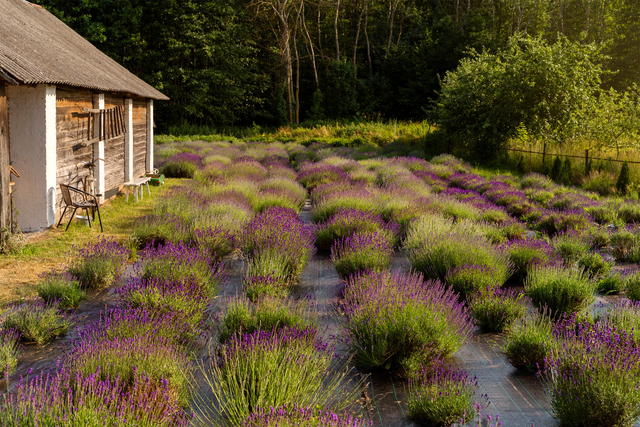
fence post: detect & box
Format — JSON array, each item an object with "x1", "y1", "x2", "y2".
[
  {"x1": 585, "y1": 149, "x2": 589, "y2": 175},
  {"x1": 542, "y1": 143, "x2": 547, "y2": 165}
]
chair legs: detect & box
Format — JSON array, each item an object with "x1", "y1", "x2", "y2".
[
  {"x1": 95, "y1": 206, "x2": 103, "y2": 232},
  {"x1": 65, "y1": 207, "x2": 79, "y2": 231},
  {"x1": 57, "y1": 206, "x2": 69, "y2": 228},
  {"x1": 85, "y1": 208, "x2": 92, "y2": 228}
]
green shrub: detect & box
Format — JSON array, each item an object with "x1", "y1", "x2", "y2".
[
  {"x1": 37, "y1": 272, "x2": 87, "y2": 310},
  {"x1": 159, "y1": 161, "x2": 197, "y2": 178},
  {"x1": 407, "y1": 364, "x2": 477, "y2": 427},
  {"x1": 468, "y1": 288, "x2": 527, "y2": 332},
  {"x1": 67, "y1": 238, "x2": 130, "y2": 290},
  {"x1": 552, "y1": 231, "x2": 590, "y2": 265},
  {"x1": 195, "y1": 327, "x2": 359, "y2": 426},
  {"x1": 330, "y1": 232, "x2": 394, "y2": 278},
  {"x1": 0, "y1": 328, "x2": 20, "y2": 375},
  {"x1": 3, "y1": 301, "x2": 72, "y2": 345},
  {"x1": 618, "y1": 203, "x2": 640, "y2": 224},
  {"x1": 597, "y1": 272, "x2": 625, "y2": 294},
  {"x1": 577, "y1": 253, "x2": 611, "y2": 279},
  {"x1": 217, "y1": 297, "x2": 315, "y2": 344},
  {"x1": 610, "y1": 229, "x2": 640, "y2": 262},
  {"x1": 605, "y1": 301, "x2": 640, "y2": 345},
  {"x1": 339, "y1": 270, "x2": 474, "y2": 372},
  {"x1": 625, "y1": 271, "x2": 640, "y2": 302},
  {"x1": 525, "y1": 265, "x2": 596, "y2": 318},
  {"x1": 405, "y1": 215, "x2": 512, "y2": 285},
  {"x1": 444, "y1": 265, "x2": 498, "y2": 299},
  {"x1": 502, "y1": 311, "x2": 557, "y2": 372},
  {"x1": 616, "y1": 160, "x2": 631, "y2": 195}
]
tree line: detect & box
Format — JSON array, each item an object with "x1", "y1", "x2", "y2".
[{"x1": 35, "y1": 0, "x2": 640, "y2": 140}]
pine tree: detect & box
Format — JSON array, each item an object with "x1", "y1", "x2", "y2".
[
  {"x1": 616, "y1": 161, "x2": 631, "y2": 195},
  {"x1": 551, "y1": 156, "x2": 562, "y2": 181}
]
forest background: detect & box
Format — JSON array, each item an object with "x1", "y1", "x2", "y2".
[{"x1": 33, "y1": 0, "x2": 640, "y2": 163}]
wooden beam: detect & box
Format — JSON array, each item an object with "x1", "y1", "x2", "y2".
[{"x1": 0, "y1": 83, "x2": 10, "y2": 241}]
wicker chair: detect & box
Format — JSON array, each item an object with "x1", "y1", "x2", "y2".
[{"x1": 57, "y1": 184, "x2": 103, "y2": 232}]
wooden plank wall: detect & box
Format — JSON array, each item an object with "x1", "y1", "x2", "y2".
[
  {"x1": 132, "y1": 100, "x2": 147, "y2": 177},
  {"x1": 55, "y1": 89, "x2": 94, "y2": 214},
  {"x1": 104, "y1": 95, "x2": 126, "y2": 195},
  {"x1": 0, "y1": 84, "x2": 10, "y2": 238}
]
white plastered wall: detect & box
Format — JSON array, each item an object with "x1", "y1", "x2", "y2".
[
  {"x1": 93, "y1": 93, "x2": 105, "y2": 202},
  {"x1": 124, "y1": 98, "x2": 133, "y2": 182},
  {"x1": 7, "y1": 84, "x2": 57, "y2": 232},
  {"x1": 146, "y1": 99, "x2": 153, "y2": 172}
]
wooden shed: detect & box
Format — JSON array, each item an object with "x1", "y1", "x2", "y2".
[{"x1": 0, "y1": 0, "x2": 168, "y2": 233}]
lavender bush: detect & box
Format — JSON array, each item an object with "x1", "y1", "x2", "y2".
[
  {"x1": 525, "y1": 265, "x2": 596, "y2": 318},
  {"x1": 541, "y1": 318, "x2": 640, "y2": 426},
  {"x1": 551, "y1": 230, "x2": 590, "y2": 265},
  {"x1": 115, "y1": 276, "x2": 211, "y2": 333},
  {"x1": 240, "y1": 405, "x2": 370, "y2": 427},
  {"x1": 70, "y1": 331, "x2": 192, "y2": 406},
  {"x1": 504, "y1": 239, "x2": 552, "y2": 283},
  {"x1": 405, "y1": 216, "x2": 512, "y2": 287},
  {"x1": 444, "y1": 264, "x2": 499, "y2": 299},
  {"x1": 0, "y1": 328, "x2": 20, "y2": 375},
  {"x1": 610, "y1": 228, "x2": 640, "y2": 263},
  {"x1": 597, "y1": 271, "x2": 625, "y2": 294},
  {"x1": 407, "y1": 364, "x2": 478, "y2": 427},
  {"x1": 330, "y1": 232, "x2": 394, "y2": 277},
  {"x1": 67, "y1": 237, "x2": 129, "y2": 290},
  {"x1": 196, "y1": 326, "x2": 359, "y2": 426},
  {"x1": 217, "y1": 296, "x2": 316, "y2": 343},
  {"x1": 468, "y1": 287, "x2": 527, "y2": 332},
  {"x1": 140, "y1": 241, "x2": 224, "y2": 294},
  {"x1": 624, "y1": 270, "x2": 640, "y2": 302},
  {"x1": 315, "y1": 208, "x2": 399, "y2": 250},
  {"x1": 339, "y1": 270, "x2": 474, "y2": 372},
  {"x1": 37, "y1": 271, "x2": 87, "y2": 310},
  {"x1": 0, "y1": 368, "x2": 189, "y2": 426},
  {"x1": 2, "y1": 300, "x2": 72, "y2": 345},
  {"x1": 312, "y1": 189, "x2": 381, "y2": 223},
  {"x1": 577, "y1": 252, "x2": 611, "y2": 279},
  {"x1": 502, "y1": 310, "x2": 557, "y2": 372},
  {"x1": 604, "y1": 300, "x2": 640, "y2": 345}
]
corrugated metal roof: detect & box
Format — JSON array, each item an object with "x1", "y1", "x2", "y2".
[{"x1": 0, "y1": 0, "x2": 169, "y2": 100}]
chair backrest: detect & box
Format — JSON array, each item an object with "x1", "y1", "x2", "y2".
[{"x1": 59, "y1": 184, "x2": 73, "y2": 206}]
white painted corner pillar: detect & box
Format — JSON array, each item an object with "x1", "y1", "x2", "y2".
[
  {"x1": 146, "y1": 99, "x2": 154, "y2": 172},
  {"x1": 7, "y1": 84, "x2": 56, "y2": 231},
  {"x1": 124, "y1": 98, "x2": 134, "y2": 183},
  {"x1": 92, "y1": 93, "x2": 105, "y2": 202}
]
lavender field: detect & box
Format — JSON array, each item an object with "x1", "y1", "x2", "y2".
[{"x1": 3, "y1": 140, "x2": 640, "y2": 426}]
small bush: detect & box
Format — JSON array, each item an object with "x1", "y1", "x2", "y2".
[
  {"x1": 315, "y1": 208, "x2": 398, "y2": 250},
  {"x1": 70, "y1": 331, "x2": 192, "y2": 407},
  {"x1": 605, "y1": 300, "x2": 640, "y2": 345},
  {"x1": 541, "y1": 318, "x2": 640, "y2": 427},
  {"x1": 196, "y1": 327, "x2": 358, "y2": 426},
  {"x1": 618, "y1": 202, "x2": 640, "y2": 224},
  {"x1": 610, "y1": 229, "x2": 640, "y2": 262},
  {"x1": 616, "y1": 160, "x2": 631, "y2": 195},
  {"x1": 2, "y1": 301, "x2": 72, "y2": 345},
  {"x1": 468, "y1": 287, "x2": 527, "y2": 332},
  {"x1": 405, "y1": 215, "x2": 512, "y2": 285},
  {"x1": 217, "y1": 296, "x2": 315, "y2": 344},
  {"x1": 502, "y1": 311, "x2": 557, "y2": 372},
  {"x1": 115, "y1": 276, "x2": 211, "y2": 333},
  {"x1": 586, "y1": 204, "x2": 617, "y2": 225},
  {"x1": 505, "y1": 239, "x2": 552, "y2": 283},
  {"x1": 552, "y1": 231, "x2": 589, "y2": 265},
  {"x1": 1, "y1": 368, "x2": 188, "y2": 426},
  {"x1": 140, "y1": 241, "x2": 224, "y2": 294},
  {"x1": 407, "y1": 364, "x2": 477, "y2": 427},
  {"x1": 160, "y1": 161, "x2": 197, "y2": 178},
  {"x1": 534, "y1": 210, "x2": 592, "y2": 237},
  {"x1": 330, "y1": 232, "x2": 394, "y2": 277},
  {"x1": 577, "y1": 253, "x2": 611, "y2": 279},
  {"x1": 444, "y1": 264, "x2": 498, "y2": 298},
  {"x1": 597, "y1": 272, "x2": 625, "y2": 294},
  {"x1": 339, "y1": 270, "x2": 474, "y2": 372},
  {"x1": 241, "y1": 406, "x2": 369, "y2": 427},
  {"x1": 37, "y1": 272, "x2": 87, "y2": 310},
  {"x1": 525, "y1": 265, "x2": 596, "y2": 318},
  {"x1": 625, "y1": 271, "x2": 640, "y2": 302},
  {"x1": 0, "y1": 328, "x2": 20, "y2": 375},
  {"x1": 67, "y1": 238, "x2": 129, "y2": 290}
]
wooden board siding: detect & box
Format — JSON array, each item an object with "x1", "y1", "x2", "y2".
[
  {"x1": 104, "y1": 95, "x2": 125, "y2": 193},
  {"x1": 132, "y1": 99, "x2": 147, "y2": 177},
  {"x1": 55, "y1": 89, "x2": 94, "y2": 214}
]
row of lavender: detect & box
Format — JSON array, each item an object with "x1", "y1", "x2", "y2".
[
  {"x1": 0, "y1": 142, "x2": 365, "y2": 426},
  {"x1": 295, "y1": 150, "x2": 640, "y2": 426}
]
